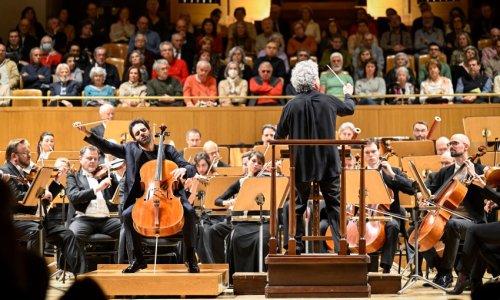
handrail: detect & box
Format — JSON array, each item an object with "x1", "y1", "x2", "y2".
[{"x1": 268, "y1": 139, "x2": 369, "y2": 256}]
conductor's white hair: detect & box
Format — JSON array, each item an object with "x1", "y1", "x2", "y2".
[{"x1": 291, "y1": 60, "x2": 319, "y2": 93}]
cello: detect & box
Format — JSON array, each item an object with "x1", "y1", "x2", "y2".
[
  {"x1": 132, "y1": 125, "x2": 184, "y2": 237},
  {"x1": 409, "y1": 146, "x2": 487, "y2": 252}
]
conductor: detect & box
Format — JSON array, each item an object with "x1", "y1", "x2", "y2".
[
  {"x1": 75, "y1": 119, "x2": 199, "y2": 273},
  {"x1": 276, "y1": 60, "x2": 356, "y2": 253}
]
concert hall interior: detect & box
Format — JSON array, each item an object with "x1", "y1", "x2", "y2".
[{"x1": 1, "y1": 0, "x2": 500, "y2": 299}]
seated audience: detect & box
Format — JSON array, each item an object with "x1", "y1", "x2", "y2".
[
  {"x1": 287, "y1": 22, "x2": 317, "y2": 57},
  {"x1": 20, "y1": 47, "x2": 51, "y2": 93},
  {"x1": 127, "y1": 33, "x2": 156, "y2": 77},
  {"x1": 319, "y1": 34, "x2": 352, "y2": 73},
  {"x1": 484, "y1": 39, "x2": 500, "y2": 80},
  {"x1": 218, "y1": 61, "x2": 248, "y2": 106},
  {"x1": 319, "y1": 52, "x2": 354, "y2": 99},
  {"x1": 256, "y1": 17, "x2": 285, "y2": 53},
  {"x1": 386, "y1": 67, "x2": 415, "y2": 104},
  {"x1": 380, "y1": 14, "x2": 413, "y2": 55},
  {"x1": 123, "y1": 50, "x2": 149, "y2": 82},
  {"x1": 249, "y1": 61, "x2": 284, "y2": 106},
  {"x1": 39, "y1": 35, "x2": 62, "y2": 72},
  {"x1": 354, "y1": 59, "x2": 386, "y2": 105},
  {"x1": 109, "y1": 7, "x2": 135, "y2": 43},
  {"x1": 417, "y1": 43, "x2": 451, "y2": 84},
  {"x1": 146, "y1": 59, "x2": 183, "y2": 107},
  {"x1": 83, "y1": 66, "x2": 116, "y2": 107},
  {"x1": 0, "y1": 43, "x2": 19, "y2": 106},
  {"x1": 45, "y1": 17, "x2": 67, "y2": 54},
  {"x1": 298, "y1": 5, "x2": 321, "y2": 44},
  {"x1": 494, "y1": 75, "x2": 500, "y2": 103},
  {"x1": 413, "y1": 8, "x2": 445, "y2": 53},
  {"x1": 83, "y1": 47, "x2": 120, "y2": 88},
  {"x1": 128, "y1": 16, "x2": 161, "y2": 55},
  {"x1": 449, "y1": 32, "x2": 473, "y2": 66},
  {"x1": 384, "y1": 52, "x2": 416, "y2": 88},
  {"x1": 184, "y1": 61, "x2": 217, "y2": 107},
  {"x1": 227, "y1": 7, "x2": 257, "y2": 42},
  {"x1": 224, "y1": 46, "x2": 253, "y2": 82},
  {"x1": 256, "y1": 35, "x2": 290, "y2": 75},
  {"x1": 480, "y1": 27, "x2": 500, "y2": 67},
  {"x1": 450, "y1": 45, "x2": 479, "y2": 88},
  {"x1": 5, "y1": 30, "x2": 24, "y2": 68},
  {"x1": 254, "y1": 40, "x2": 287, "y2": 81},
  {"x1": 455, "y1": 58, "x2": 492, "y2": 104},
  {"x1": 352, "y1": 33, "x2": 384, "y2": 80},
  {"x1": 353, "y1": 47, "x2": 373, "y2": 81},
  {"x1": 49, "y1": 63, "x2": 81, "y2": 107},
  {"x1": 118, "y1": 66, "x2": 147, "y2": 107},
  {"x1": 155, "y1": 41, "x2": 188, "y2": 84},
  {"x1": 419, "y1": 59, "x2": 454, "y2": 104},
  {"x1": 196, "y1": 18, "x2": 223, "y2": 56},
  {"x1": 192, "y1": 37, "x2": 222, "y2": 78}
]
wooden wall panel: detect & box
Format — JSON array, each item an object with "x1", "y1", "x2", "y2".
[{"x1": 0, "y1": 105, "x2": 499, "y2": 153}]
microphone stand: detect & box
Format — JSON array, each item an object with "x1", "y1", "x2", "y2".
[{"x1": 398, "y1": 182, "x2": 448, "y2": 294}]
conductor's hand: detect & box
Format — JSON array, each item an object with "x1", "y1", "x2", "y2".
[
  {"x1": 96, "y1": 178, "x2": 112, "y2": 192},
  {"x1": 170, "y1": 168, "x2": 187, "y2": 180},
  {"x1": 73, "y1": 121, "x2": 91, "y2": 137},
  {"x1": 343, "y1": 83, "x2": 354, "y2": 96}
]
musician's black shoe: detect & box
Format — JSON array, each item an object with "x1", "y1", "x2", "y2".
[
  {"x1": 122, "y1": 260, "x2": 147, "y2": 273},
  {"x1": 446, "y1": 272, "x2": 470, "y2": 295},
  {"x1": 186, "y1": 259, "x2": 200, "y2": 273},
  {"x1": 434, "y1": 272, "x2": 453, "y2": 289}
]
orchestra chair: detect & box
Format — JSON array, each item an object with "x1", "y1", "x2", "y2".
[
  {"x1": 80, "y1": 233, "x2": 120, "y2": 270},
  {"x1": 102, "y1": 43, "x2": 129, "y2": 61},
  {"x1": 105, "y1": 57, "x2": 125, "y2": 81},
  {"x1": 477, "y1": 38, "x2": 492, "y2": 51},
  {"x1": 386, "y1": 54, "x2": 415, "y2": 74},
  {"x1": 11, "y1": 89, "x2": 43, "y2": 107},
  {"x1": 289, "y1": 55, "x2": 317, "y2": 67}
]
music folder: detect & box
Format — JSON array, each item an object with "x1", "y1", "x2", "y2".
[{"x1": 22, "y1": 167, "x2": 53, "y2": 207}]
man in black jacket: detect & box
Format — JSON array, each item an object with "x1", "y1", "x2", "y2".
[
  {"x1": 276, "y1": 60, "x2": 355, "y2": 254},
  {"x1": 75, "y1": 118, "x2": 199, "y2": 273}
]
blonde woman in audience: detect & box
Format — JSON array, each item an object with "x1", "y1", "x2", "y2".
[
  {"x1": 218, "y1": 61, "x2": 248, "y2": 106},
  {"x1": 118, "y1": 66, "x2": 147, "y2": 107},
  {"x1": 419, "y1": 59, "x2": 454, "y2": 104}
]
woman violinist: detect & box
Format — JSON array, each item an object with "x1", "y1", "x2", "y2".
[
  {"x1": 75, "y1": 118, "x2": 199, "y2": 273},
  {"x1": 419, "y1": 134, "x2": 488, "y2": 289},
  {"x1": 207, "y1": 151, "x2": 267, "y2": 277}
]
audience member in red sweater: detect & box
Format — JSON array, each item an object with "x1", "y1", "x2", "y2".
[
  {"x1": 183, "y1": 60, "x2": 217, "y2": 107},
  {"x1": 249, "y1": 61, "x2": 284, "y2": 106},
  {"x1": 287, "y1": 22, "x2": 317, "y2": 57},
  {"x1": 152, "y1": 41, "x2": 189, "y2": 84}
]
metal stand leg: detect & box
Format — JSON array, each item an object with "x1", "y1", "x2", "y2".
[{"x1": 398, "y1": 188, "x2": 448, "y2": 294}]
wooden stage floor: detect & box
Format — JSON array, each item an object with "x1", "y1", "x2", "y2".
[{"x1": 47, "y1": 270, "x2": 484, "y2": 300}]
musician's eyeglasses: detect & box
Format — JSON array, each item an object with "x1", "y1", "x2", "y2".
[{"x1": 447, "y1": 141, "x2": 462, "y2": 147}]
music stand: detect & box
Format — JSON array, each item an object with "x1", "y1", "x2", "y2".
[
  {"x1": 216, "y1": 167, "x2": 244, "y2": 176},
  {"x1": 253, "y1": 145, "x2": 288, "y2": 162},
  {"x1": 232, "y1": 176, "x2": 289, "y2": 272},
  {"x1": 203, "y1": 176, "x2": 243, "y2": 212},
  {"x1": 463, "y1": 116, "x2": 500, "y2": 151},
  {"x1": 104, "y1": 120, "x2": 132, "y2": 143},
  {"x1": 22, "y1": 167, "x2": 53, "y2": 255},
  {"x1": 390, "y1": 140, "x2": 436, "y2": 157},
  {"x1": 344, "y1": 170, "x2": 392, "y2": 206},
  {"x1": 398, "y1": 160, "x2": 448, "y2": 293}
]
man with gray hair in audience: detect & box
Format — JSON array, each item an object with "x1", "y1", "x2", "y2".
[
  {"x1": 276, "y1": 60, "x2": 355, "y2": 254},
  {"x1": 146, "y1": 59, "x2": 183, "y2": 106}
]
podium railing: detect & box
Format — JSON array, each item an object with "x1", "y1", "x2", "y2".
[{"x1": 268, "y1": 139, "x2": 368, "y2": 256}]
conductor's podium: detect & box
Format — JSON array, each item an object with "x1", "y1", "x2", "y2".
[{"x1": 80, "y1": 264, "x2": 229, "y2": 297}]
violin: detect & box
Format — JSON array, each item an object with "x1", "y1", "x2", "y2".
[
  {"x1": 132, "y1": 124, "x2": 184, "y2": 237},
  {"x1": 92, "y1": 158, "x2": 125, "y2": 180}
]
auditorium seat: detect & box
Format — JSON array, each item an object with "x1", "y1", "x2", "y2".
[{"x1": 11, "y1": 89, "x2": 43, "y2": 107}]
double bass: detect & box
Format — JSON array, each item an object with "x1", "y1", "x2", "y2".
[
  {"x1": 409, "y1": 146, "x2": 487, "y2": 251},
  {"x1": 132, "y1": 125, "x2": 184, "y2": 237}
]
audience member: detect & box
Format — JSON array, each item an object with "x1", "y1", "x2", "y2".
[
  {"x1": 445, "y1": 7, "x2": 471, "y2": 35},
  {"x1": 417, "y1": 43, "x2": 451, "y2": 84},
  {"x1": 192, "y1": 37, "x2": 222, "y2": 78},
  {"x1": 0, "y1": 43, "x2": 19, "y2": 106},
  {"x1": 17, "y1": 18, "x2": 39, "y2": 64},
  {"x1": 145, "y1": 0, "x2": 170, "y2": 41},
  {"x1": 118, "y1": 66, "x2": 147, "y2": 107},
  {"x1": 256, "y1": 17, "x2": 285, "y2": 53},
  {"x1": 419, "y1": 59, "x2": 454, "y2": 104},
  {"x1": 170, "y1": 18, "x2": 197, "y2": 71},
  {"x1": 225, "y1": 46, "x2": 253, "y2": 82},
  {"x1": 494, "y1": 75, "x2": 500, "y2": 103},
  {"x1": 218, "y1": 61, "x2": 248, "y2": 106},
  {"x1": 82, "y1": 2, "x2": 110, "y2": 46},
  {"x1": 287, "y1": 22, "x2": 317, "y2": 57},
  {"x1": 83, "y1": 66, "x2": 116, "y2": 107},
  {"x1": 384, "y1": 52, "x2": 416, "y2": 88},
  {"x1": 414, "y1": 10, "x2": 445, "y2": 55},
  {"x1": 386, "y1": 66, "x2": 416, "y2": 104},
  {"x1": 20, "y1": 47, "x2": 50, "y2": 92},
  {"x1": 455, "y1": 58, "x2": 492, "y2": 104},
  {"x1": 411, "y1": 2, "x2": 445, "y2": 38},
  {"x1": 19, "y1": 6, "x2": 45, "y2": 42},
  {"x1": 226, "y1": 21, "x2": 256, "y2": 58},
  {"x1": 197, "y1": 18, "x2": 223, "y2": 56},
  {"x1": 83, "y1": 47, "x2": 120, "y2": 88},
  {"x1": 484, "y1": 39, "x2": 500, "y2": 79},
  {"x1": 480, "y1": 27, "x2": 500, "y2": 67},
  {"x1": 128, "y1": 16, "x2": 161, "y2": 56},
  {"x1": 127, "y1": 33, "x2": 156, "y2": 76},
  {"x1": 67, "y1": 43, "x2": 91, "y2": 72},
  {"x1": 445, "y1": 15, "x2": 471, "y2": 58},
  {"x1": 319, "y1": 19, "x2": 348, "y2": 58},
  {"x1": 146, "y1": 59, "x2": 183, "y2": 106},
  {"x1": 298, "y1": 5, "x2": 321, "y2": 44},
  {"x1": 450, "y1": 45, "x2": 479, "y2": 88},
  {"x1": 75, "y1": 21, "x2": 100, "y2": 58},
  {"x1": 249, "y1": 61, "x2": 284, "y2": 106},
  {"x1": 49, "y1": 63, "x2": 81, "y2": 107},
  {"x1": 352, "y1": 33, "x2": 384, "y2": 79},
  {"x1": 380, "y1": 14, "x2": 413, "y2": 55},
  {"x1": 449, "y1": 32, "x2": 473, "y2": 66},
  {"x1": 183, "y1": 60, "x2": 217, "y2": 107},
  {"x1": 319, "y1": 34, "x2": 351, "y2": 73},
  {"x1": 39, "y1": 35, "x2": 62, "y2": 72},
  {"x1": 58, "y1": 8, "x2": 75, "y2": 44},
  {"x1": 471, "y1": 3, "x2": 499, "y2": 42},
  {"x1": 354, "y1": 59, "x2": 385, "y2": 105},
  {"x1": 5, "y1": 30, "x2": 24, "y2": 68},
  {"x1": 155, "y1": 41, "x2": 188, "y2": 84},
  {"x1": 270, "y1": 4, "x2": 292, "y2": 42},
  {"x1": 227, "y1": 7, "x2": 257, "y2": 42},
  {"x1": 59, "y1": 54, "x2": 83, "y2": 83},
  {"x1": 253, "y1": 40, "x2": 286, "y2": 80},
  {"x1": 123, "y1": 50, "x2": 149, "y2": 82},
  {"x1": 256, "y1": 35, "x2": 290, "y2": 74},
  {"x1": 319, "y1": 52, "x2": 354, "y2": 99},
  {"x1": 44, "y1": 16, "x2": 67, "y2": 54},
  {"x1": 347, "y1": 20, "x2": 374, "y2": 55},
  {"x1": 109, "y1": 7, "x2": 135, "y2": 43}
]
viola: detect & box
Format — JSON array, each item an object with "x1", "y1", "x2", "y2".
[
  {"x1": 92, "y1": 158, "x2": 125, "y2": 180},
  {"x1": 409, "y1": 146, "x2": 487, "y2": 252},
  {"x1": 132, "y1": 125, "x2": 184, "y2": 237}
]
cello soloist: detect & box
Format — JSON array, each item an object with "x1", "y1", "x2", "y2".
[{"x1": 75, "y1": 118, "x2": 199, "y2": 273}]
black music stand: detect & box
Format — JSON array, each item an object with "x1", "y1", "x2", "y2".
[
  {"x1": 398, "y1": 161, "x2": 448, "y2": 293},
  {"x1": 22, "y1": 167, "x2": 53, "y2": 255},
  {"x1": 232, "y1": 177, "x2": 289, "y2": 272}
]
